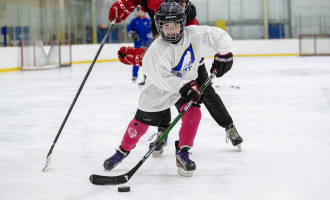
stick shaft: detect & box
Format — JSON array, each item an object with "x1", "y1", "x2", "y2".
[
  {"x1": 90, "y1": 72, "x2": 217, "y2": 185},
  {"x1": 42, "y1": 21, "x2": 116, "y2": 171}
]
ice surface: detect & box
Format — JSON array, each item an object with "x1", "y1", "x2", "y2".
[{"x1": 1, "y1": 56, "x2": 330, "y2": 200}]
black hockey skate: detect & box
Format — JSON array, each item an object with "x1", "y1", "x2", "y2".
[
  {"x1": 138, "y1": 76, "x2": 146, "y2": 85},
  {"x1": 225, "y1": 124, "x2": 243, "y2": 150},
  {"x1": 103, "y1": 145, "x2": 129, "y2": 171},
  {"x1": 132, "y1": 77, "x2": 137, "y2": 82},
  {"x1": 175, "y1": 140, "x2": 196, "y2": 177},
  {"x1": 148, "y1": 127, "x2": 168, "y2": 158}
]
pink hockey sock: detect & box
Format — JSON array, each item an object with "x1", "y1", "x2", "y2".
[
  {"x1": 178, "y1": 103, "x2": 202, "y2": 148},
  {"x1": 120, "y1": 119, "x2": 149, "y2": 152}
]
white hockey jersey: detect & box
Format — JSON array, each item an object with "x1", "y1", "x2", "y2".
[{"x1": 138, "y1": 25, "x2": 235, "y2": 112}]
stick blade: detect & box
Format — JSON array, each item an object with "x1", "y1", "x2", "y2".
[
  {"x1": 42, "y1": 155, "x2": 51, "y2": 172},
  {"x1": 90, "y1": 160, "x2": 143, "y2": 186},
  {"x1": 89, "y1": 174, "x2": 129, "y2": 185}
]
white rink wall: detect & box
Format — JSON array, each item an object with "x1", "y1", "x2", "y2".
[
  {"x1": 0, "y1": 39, "x2": 299, "y2": 71},
  {"x1": 234, "y1": 39, "x2": 298, "y2": 56}
]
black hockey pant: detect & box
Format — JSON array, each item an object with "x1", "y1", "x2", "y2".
[{"x1": 195, "y1": 63, "x2": 233, "y2": 128}]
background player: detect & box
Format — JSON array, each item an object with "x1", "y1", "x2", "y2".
[{"x1": 127, "y1": 6, "x2": 152, "y2": 84}]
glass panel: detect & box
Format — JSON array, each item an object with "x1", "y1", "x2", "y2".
[{"x1": 0, "y1": 0, "x2": 329, "y2": 46}]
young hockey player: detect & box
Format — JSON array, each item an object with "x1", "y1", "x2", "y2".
[
  {"x1": 127, "y1": 6, "x2": 152, "y2": 83},
  {"x1": 109, "y1": 0, "x2": 242, "y2": 157},
  {"x1": 104, "y1": 1, "x2": 235, "y2": 177}
]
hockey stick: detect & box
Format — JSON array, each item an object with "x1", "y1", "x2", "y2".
[
  {"x1": 89, "y1": 71, "x2": 217, "y2": 185},
  {"x1": 42, "y1": 20, "x2": 117, "y2": 172}
]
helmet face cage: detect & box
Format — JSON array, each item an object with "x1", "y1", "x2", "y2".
[{"x1": 155, "y1": 2, "x2": 187, "y2": 43}]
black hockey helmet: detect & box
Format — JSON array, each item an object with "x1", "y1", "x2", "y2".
[
  {"x1": 155, "y1": 1, "x2": 186, "y2": 43},
  {"x1": 165, "y1": 0, "x2": 190, "y2": 6},
  {"x1": 165, "y1": 0, "x2": 191, "y2": 15}
]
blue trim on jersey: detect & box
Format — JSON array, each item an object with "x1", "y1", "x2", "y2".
[{"x1": 172, "y1": 43, "x2": 196, "y2": 77}]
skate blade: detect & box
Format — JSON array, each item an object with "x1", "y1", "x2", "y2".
[
  {"x1": 152, "y1": 149, "x2": 164, "y2": 158},
  {"x1": 236, "y1": 144, "x2": 242, "y2": 151},
  {"x1": 177, "y1": 167, "x2": 193, "y2": 177}
]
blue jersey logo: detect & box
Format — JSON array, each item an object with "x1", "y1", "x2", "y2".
[{"x1": 172, "y1": 43, "x2": 195, "y2": 77}]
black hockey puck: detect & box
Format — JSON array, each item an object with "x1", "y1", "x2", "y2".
[{"x1": 118, "y1": 186, "x2": 130, "y2": 192}]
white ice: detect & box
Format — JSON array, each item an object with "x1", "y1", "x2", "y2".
[{"x1": 1, "y1": 56, "x2": 330, "y2": 200}]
